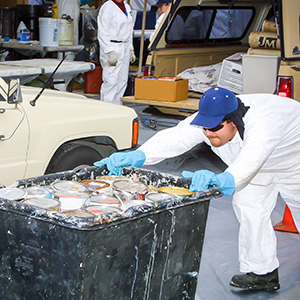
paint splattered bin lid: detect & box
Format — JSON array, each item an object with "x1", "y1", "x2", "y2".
[{"x1": 0, "y1": 166, "x2": 222, "y2": 300}]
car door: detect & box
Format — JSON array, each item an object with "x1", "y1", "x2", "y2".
[{"x1": 0, "y1": 101, "x2": 29, "y2": 186}]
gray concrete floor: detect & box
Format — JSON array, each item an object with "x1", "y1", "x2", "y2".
[{"x1": 82, "y1": 93, "x2": 300, "y2": 300}]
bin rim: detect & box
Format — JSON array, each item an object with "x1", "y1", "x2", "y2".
[{"x1": 0, "y1": 166, "x2": 222, "y2": 230}]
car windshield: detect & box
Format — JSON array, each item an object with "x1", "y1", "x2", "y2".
[{"x1": 166, "y1": 6, "x2": 254, "y2": 43}]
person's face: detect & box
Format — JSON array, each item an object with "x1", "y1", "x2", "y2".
[
  {"x1": 157, "y1": 3, "x2": 171, "y2": 14},
  {"x1": 203, "y1": 120, "x2": 237, "y2": 147}
]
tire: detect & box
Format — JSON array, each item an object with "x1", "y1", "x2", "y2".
[{"x1": 45, "y1": 142, "x2": 103, "y2": 174}]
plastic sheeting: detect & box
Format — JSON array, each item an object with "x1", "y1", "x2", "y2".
[
  {"x1": 128, "y1": 102, "x2": 300, "y2": 300},
  {"x1": 177, "y1": 63, "x2": 222, "y2": 93}
]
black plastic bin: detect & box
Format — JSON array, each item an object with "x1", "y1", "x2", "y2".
[{"x1": 0, "y1": 166, "x2": 221, "y2": 300}]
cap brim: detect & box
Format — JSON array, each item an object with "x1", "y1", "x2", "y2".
[{"x1": 190, "y1": 112, "x2": 225, "y2": 128}]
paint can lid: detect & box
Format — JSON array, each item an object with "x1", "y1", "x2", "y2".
[
  {"x1": 51, "y1": 180, "x2": 88, "y2": 193},
  {"x1": 0, "y1": 187, "x2": 27, "y2": 201}
]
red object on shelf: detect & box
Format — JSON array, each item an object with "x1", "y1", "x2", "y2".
[
  {"x1": 84, "y1": 64, "x2": 103, "y2": 94},
  {"x1": 274, "y1": 205, "x2": 299, "y2": 234}
]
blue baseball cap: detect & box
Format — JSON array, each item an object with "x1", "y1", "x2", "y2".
[
  {"x1": 191, "y1": 87, "x2": 238, "y2": 128},
  {"x1": 154, "y1": 0, "x2": 172, "y2": 7}
]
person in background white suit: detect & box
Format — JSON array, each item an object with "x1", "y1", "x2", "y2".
[
  {"x1": 149, "y1": 0, "x2": 172, "y2": 42},
  {"x1": 97, "y1": 0, "x2": 136, "y2": 105}
]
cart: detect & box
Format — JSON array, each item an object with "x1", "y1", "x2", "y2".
[{"x1": 0, "y1": 166, "x2": 221, "y2": 300}]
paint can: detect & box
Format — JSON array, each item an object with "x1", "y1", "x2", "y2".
[
  {"x1": 159, "y1": 186, "x2": 193, "y2": 196},
  {"x1": 112, "y1": 180, "x2": 148, "y2": 202},
  {"x1": 23, "y1": 186, "x2": 53, "y2": 198},
  {"x1": 59, "y1": 15, "x2": 74, "y2": 46},
  {"x1": 0, "y1": 187, "x2": 26, "y2": 201},
  {"x1": 22, "y1": 197, "x2": 60, "y2": 211},
  {"x1": 54, "y1": 192, "x2": 90, "y2": 211},
  {"x1": 62, "y1": 209, "x2": 95, "y2": 218},
  {"x1": 51, "y1": 180, "x2": 89, "y2": 194},
  {"x1": 85, "y1": 205, "x2": 122, "y2": 216},
  {"x1": 39, "y1": 17, "x2": 59, "y2": 46},
  {"x1": 90, "y1": 193, "x2": 121, "y2": 206},
  {"x1": 145, "y1": 192, "x2": 174, "y2": 203},
  {"x1": 119, "y1": 199, "x2": 149, "y2": 211},
  {"x1": 96, "y1": 175, "x2": 128, "y2": 183},
  {"x1": 79, "y1": 180, "x2": 110, "y2": 191}
]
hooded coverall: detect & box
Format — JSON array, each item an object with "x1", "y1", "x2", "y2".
[
  {"x1": 139, "y1": 93, "x2": 300, "y2": 275},
  {"x1": 97, "y1": 0, "x2": 133, "y2": 104}
]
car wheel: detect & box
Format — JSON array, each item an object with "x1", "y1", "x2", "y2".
[{"x1": 45, "y1": 142, "x2": 103, "y2": 174}]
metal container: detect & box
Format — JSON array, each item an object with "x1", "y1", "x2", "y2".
[
  {"x1": 51, "y1": 180, "x2": 89, "y2": 193},
  {"x1": 0, "y1": 187, "x2": 26, "y2": 201},
  {"x1": 79, "y1": 179, "x2": 110, "y2": 191},
  {"x1": 23, "y1": 186, "x2": 52, "y2": 198},
  {"x1": 112, "y1": 179, "x2": 148, "y2": 201},
  {"x1": 54, "y1": 192, "x2": 90, "y2": 211},
  {"x1": 22, "y1": 197, "x2": 60, "y2": 211},
  {"x1": 89, "y1": 193, "x2": 121, "y2": 206},
  {"x1": 0, "y1": 166, "x2": 222, "y2": 299}
]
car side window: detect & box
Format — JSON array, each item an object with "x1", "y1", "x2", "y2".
[
  {"x1": 166, "y1": 7, "x2": 254, "y2": 43},
  {"x1": 210, "y1": 9, "x2": 253, "y2": 39}
]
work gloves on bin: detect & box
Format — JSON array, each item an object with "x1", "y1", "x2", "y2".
[
  {"x1": 108, "y1": 51, "x2": 118, "y2": 66},
  {"x1": 182, "y1": 170, "x2": 235, "y2": 196},
  {"x1": 94, "y1": 150, "x2": 146, "y2": 175}
]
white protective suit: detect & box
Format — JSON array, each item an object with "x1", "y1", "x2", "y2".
[
  {"x1": 97, "y1": 0, "x2": 134, "y2": 104},
  {"x1": 139, "y1": 93, "x2": 300, "y2": 275}
]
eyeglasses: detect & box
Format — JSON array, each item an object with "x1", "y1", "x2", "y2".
[{"x1": 203, "y1": 122, "x2": 225, "y2": 132}]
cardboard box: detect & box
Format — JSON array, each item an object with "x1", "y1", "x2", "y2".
[
  {"x1": 242, "y1": 54, "x2": 280, "y2": 94},
  {"x1": 134, "y1": 77, "x2": 189, "y2": 101},
  {"x1": 218, "y1": 53, "x2": 246, "y2": 95},
  {"x1": 0, "y1": 0, "x2": 29, "y2": 7}
]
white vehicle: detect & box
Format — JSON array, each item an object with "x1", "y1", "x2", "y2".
[{"x1": 0, "y1": 78, "x2": 139, "y2": 186}]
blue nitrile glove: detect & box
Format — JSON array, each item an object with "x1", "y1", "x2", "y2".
[
  {"x1": 93, "y1": 150, "x2": 146, "y2": 175},
  {"x1": 182, "y1": 170, "x2": 235, "y2": 196}
]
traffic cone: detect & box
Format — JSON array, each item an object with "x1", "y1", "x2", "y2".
[{"x1": 274, "y1": 205, "x2": 299, "y2": 233}]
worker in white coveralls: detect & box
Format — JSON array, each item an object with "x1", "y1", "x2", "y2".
[
  {"x1": 94, "y1": 87, "x2": 300, "y2": 291},
  {"x1": 97, "y1": 0, "x2": 136, "y2": 105}
]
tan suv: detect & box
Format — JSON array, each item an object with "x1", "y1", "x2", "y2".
[
  {"x1": 139, "y1": 0, "x2": 300, "y2": 102},
  {"x1": 0, "y1": 78, "x2": 139, "y2": 186}
]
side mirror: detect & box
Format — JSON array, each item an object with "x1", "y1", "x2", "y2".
[{"x1": 0, "y1": 77, "x2": 22, "y2": 104}]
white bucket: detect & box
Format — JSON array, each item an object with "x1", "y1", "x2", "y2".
[
  {"x1": 59, "y1": 18, "x2": 74, "y2": 46},
  {"x1": 39, "y1": 17, "x2": 59, "y2": 47}
]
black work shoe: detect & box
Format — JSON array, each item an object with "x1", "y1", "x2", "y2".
[{"x1": 229, "y1": 268, "x2": 280, "y2": 291}]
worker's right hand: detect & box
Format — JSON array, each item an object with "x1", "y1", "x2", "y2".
[
  {"x1": 108, "y1": 51, "x2": 118, "y2": 66},
  {"x1": 93, "y1": 150, "x2": 146, "y2": 175},
  {"x1": 182, "y1": 170, "x2": 235, "y2": 196}
]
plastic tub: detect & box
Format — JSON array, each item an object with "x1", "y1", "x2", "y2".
[{"x1": 39, "y1": 17, "x2": 59, "y2": 46}]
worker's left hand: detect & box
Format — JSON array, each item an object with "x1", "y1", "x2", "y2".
[
  {"x1": 94, "y1": 150, "x2": 146, "y2": 175},
  {"x1": 108, "y1": 51, "x2": 118, "y2": 66},
  {"x1": 130, "y1": 50, "x2": 136, "y2": 64},
  {"x1": 182, "y1": 170, "x2": 235, "y2": 196}
]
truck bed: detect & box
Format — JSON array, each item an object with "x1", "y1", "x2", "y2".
[{"x1": 121, "y1": 95, "x2": 199, "y2": 116}]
